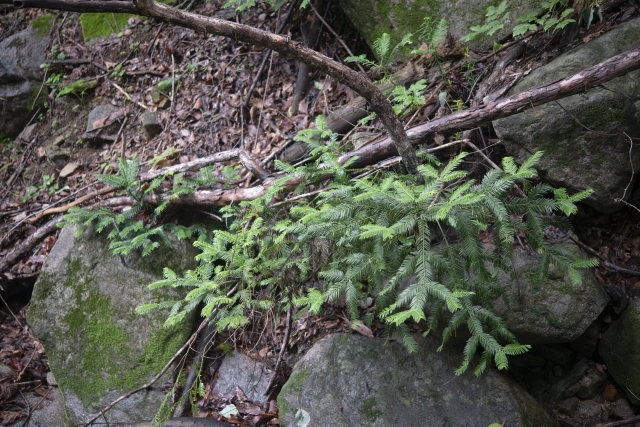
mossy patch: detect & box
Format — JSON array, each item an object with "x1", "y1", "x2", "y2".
[
  {"x1": 31, "y1": 14, "x2": 56, "y2": 36},
  {"x1": 360, "y1": 396, "x2": 382, "y2": 422},
  {"x1": 80, "y1": 13, "x2": 134, "y2": 41}
]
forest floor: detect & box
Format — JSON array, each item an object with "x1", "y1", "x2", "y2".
[{"x1": 1, "y1": 1, "x2": 640, "y2": 426}]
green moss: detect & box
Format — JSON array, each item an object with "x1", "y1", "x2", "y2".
[
  {"x1": 554, "y1": 282, "x2": 574, "y2": 295},
  {"x1": 281, "y1": 368, "x2": 310, "y2": 395},
  {"x1": 578, "y1": 100, "x2": 626, "y2": 128},
  {"x1": 80, "y1": 13, "x2": 134, "y2": 41},
  {"x1": 278, "y1": 368, "x2": 311, "y2": 416},
  {"x1": 360, "y1": 396, "x2": 382, "y2": 422},
  {"x1": 31, "y1": 14, "x2": 55, "y2": 36},
  {"x1": 40, "y1": 260, "x2": 189, "y2": 407},
  {"x1": 365, "y1": 348, "x2": 381, "y2": 361}
]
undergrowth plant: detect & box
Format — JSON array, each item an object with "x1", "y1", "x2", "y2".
[
  {"x1": 462, "y1": 0, "x2": 577, "y2": 43},
  {"x1": 128, "y1": 117, "x2": 595, "y2": 377}
]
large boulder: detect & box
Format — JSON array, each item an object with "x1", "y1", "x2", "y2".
[
  {"x1": 493, "y1": 18, "x2": 640, "y2": 213},
  {"x1": 0, "y1": 19, "x2": 50, "y2": 139},
  {"x1": 493, "y1": 243, "x2": 608, "y2": 344},
  {"x1": 599, "y1": 298, "x2": 640, "y2": 406},
  {"x1": 27, "y1": 224, "x2": 199, "y2": 426},
  {"x1": 278, "y1": 333, "x2": 555, "y2": 427},
  {"x1": 339, "y1": 0, "x2": 542, "y2": 62}
]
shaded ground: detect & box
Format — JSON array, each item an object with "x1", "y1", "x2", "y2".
[{"x1": 0, "y1": 0, "x2": 639, "y2": 425}]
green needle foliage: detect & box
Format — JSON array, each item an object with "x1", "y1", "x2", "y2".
[
  {"x1": 133, "y1": 122, "x2": 595, "y2": 376},
  {"x1": 59, "y1": 156, "x2": 216, "y2": 256}
]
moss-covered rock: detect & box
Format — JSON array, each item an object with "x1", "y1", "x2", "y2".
[
  {"x1": 599, "y1": 299, "x2": 640, "y2": 406},
  {"x1": 278, "y1": 333, "x2": 555, "y2": 427},
  {"x1": 80, "y1": 13, "x2": 134, "y2": 41},
  {"x1": 27, "y1": 224, "x2": 199, "y2": 425},
  {"x1": 493, "y1": 18, "x2": 640, "y2": 214},
  {"x1": 0, "y1": 81, "x2": 46, "y2": 139},
  {"x1": 339, "y1": 0, "x2": 542, "y2": 63},
  {"x1": 492, "y1": 242, "x2": 608, "y2": 345}
]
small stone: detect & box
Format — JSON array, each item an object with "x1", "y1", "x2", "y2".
[
  {"x1": 140, "y1": 111, "x2": 162, "y2": 139},
  {"x1": 557, "y1": 397, "x2": 580, "y2": 417},
  {"x1": 579, "y1": 400, "x2": 602, "y2": 417},
  {"x1": 56, "y1": 94, "x2": 81, "y2": 110},
  {"x1": 83, "y1": 104, "x2": 119, "y2": 144},
  {"x1": 46, "y1": 371, "x2": 57, "y2": 386},
  {"x1": 212, "y1": 352, "x2": 271, "y2": 404},
  {"x1": 44, "y1": 145, "x2": 70, "y2": 168},
  {"x1": 17, "y1": 123, "x2": 38, "y2": 141},
  {"x1": 52, "y1": 135, "x2": 65, "y2": 146},
  {"x1": 612, "y1": 398, "x2": 635, "y2": 420},
  {"x1": 59, "y1": 162, "x2": 79, "y2": 178},
  {"x1": 577, "y1": 371, "x2": 608, "y2": 400},
  {"x1": 558, "y1": 415, "x2": 582, "y2": 427},
  {"x1": 554, "y1": 365, "x2": 564, "y2": 377},
  {"x1": 0, "y1": 362, "x2": 15, "y2": 377}
]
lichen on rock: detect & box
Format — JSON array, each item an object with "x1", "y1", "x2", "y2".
[{"x1": 27, "y1": 223, "x2": 199, "y2": 425}]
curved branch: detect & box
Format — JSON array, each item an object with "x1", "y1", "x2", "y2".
[{"x1": 3, "y1": 0, "x2": 420, "y2": 174}]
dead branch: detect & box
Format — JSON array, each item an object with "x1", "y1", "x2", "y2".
[
  {"x1": 3, "y1": 0, "x2": 421, "y2": 175},
  {"x1": 108, "y1": 44, "x2": 640, "y2": 208},
  {"x1": 0, "y1": 215, "x2": 64, "y2": 275}
]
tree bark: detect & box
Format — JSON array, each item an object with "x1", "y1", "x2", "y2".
[{"x1": 1, "y1": 0, "x2": 421, "y2": 175}]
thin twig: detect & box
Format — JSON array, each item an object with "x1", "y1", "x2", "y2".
[
  {"x1": 270, "y1": 187, "x2": 329, "y2": 207},
  {"x1": 17, "y1": 343, "x2": 40, "y2": 382},
  {"x1": 307, "y1": 2, "x2": 365, "y2": 74},
  {"x1": 20, "y1": 387, "x2": 52, "y2": 427},
  {"x1": 108, "y1": 116, "x2": 128, "y2": 158},
  {"x1": 243, "y1": 0, "x2": 298, "y2": 108},
  {"x1": 465, "y1": 139, "x2": 501, "y2": 170},
  {"x1": 264, "y1": 304, "x2": 292, "y2": 396},
  {"x1": 568, "y1": 235, "x2": 640, "y2": 276},
  {"x1": 593, "y1": 415, "x2": 640, "y2": 427},
  {"x1": 112, "y1": 83, "x2": 149, "y2": 110},
  {"x1": 0, "y1": 292, "x2": 22, "y2": 327}
]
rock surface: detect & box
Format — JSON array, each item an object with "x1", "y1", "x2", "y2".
[
  {"x1": 27, "y1": 223, "x2": 199, "y2": 425},
  {"x1": 339, "y1": 0, "x2": 542, "y2": 62},
  {"x1": 0, "y1": 24, "x2": 50, "y2": 83},
  {"x1": 493, "y1": 18, "x2": 640, "y2": 213},
  {"x1": 140, "y1": 111, "x2": 162, "y2": 139},
  {"x1": 278, "y1": 333, "x2": 555, "y2": 427},
  {"x1": 212, "y1": 352, "x2": 271, "y2": 403},
  {"x1": 492, "y1": 243, "x2": 608, "y2": 344},
  {"x1": 0, "y1": 21, "x2": 50, "y2": 138},
  {"x1": 6, "y1": 388, "x2": 69, "y2": 427},
  {"x1": 84, "y1": 104, "x2": 119, "y2": 144},
  {"x1": 599, "y1": 298, "x2": 640, "y2": 405}
]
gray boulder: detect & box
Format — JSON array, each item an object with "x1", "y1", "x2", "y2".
[
  {"x1": 493, "y1": 18, "x2": 640, "y2": 213},
  {"x1": 6, "y1": 388, "x2": 68, "y2": 427},
  {"x1": 278, "y1": 333, "x2": 555, "y2": 427},
  {"x1": 599, "y1": 298, "x2": 640, "y2": 405},
  {"x1": 27, "y1": 223, "x2": 199, "y2": 426},
  {"x1": 212, "y1": 352, "x2": 271, "y2": 403},
  {"x1": 339, "y1": 0, "x2": 542, "y2": 62},
  {"x1": 0, "y1": 21, "x2": 50, "y2": 139},
  {"x1": 0, "y1": 24, "x2": 50, "y2": 83},
  {"x1": 0, "y1": 80, "x2": 46, "y2": 139},
  {"x1": 493, "y1": 243, "x2": 608, "y2": 344}
]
